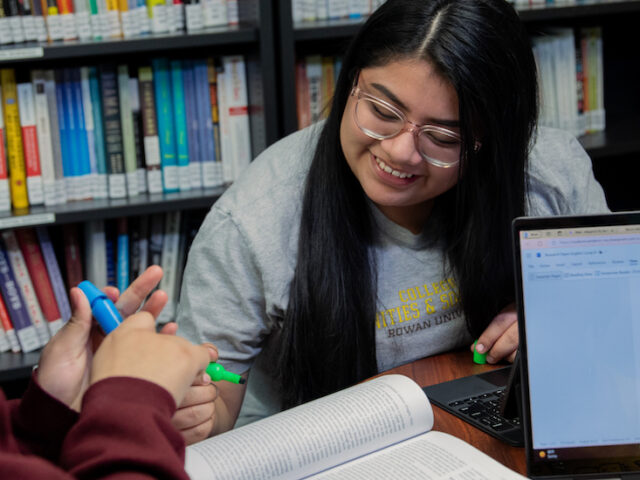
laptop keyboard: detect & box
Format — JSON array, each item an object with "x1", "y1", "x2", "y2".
[{"x1": 446, "y1": 388, "x2": 524, "y2": 446}]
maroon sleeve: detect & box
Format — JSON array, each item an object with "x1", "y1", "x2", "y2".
[
  {"x1": 10, "y1": 373, "x2": 79, "y2": 461},
  {"x1": 59, "y1": 377, "x2": 189, "y2": 480}
]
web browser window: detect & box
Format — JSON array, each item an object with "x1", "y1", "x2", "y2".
[{"x1": 519, "y1": 225, "x2": 640, "y2": 451}]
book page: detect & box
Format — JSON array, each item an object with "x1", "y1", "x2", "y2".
[
  {"x1": 185, "y1": 374, "x2": 433, "y2": 480},
  {"x1": 310, "y1": 431, "x2": 526, "y2": 480}
]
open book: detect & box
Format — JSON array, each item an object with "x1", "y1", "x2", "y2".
[{"x1": 185, "y1": 374, "x2": 526, "y2": 480}]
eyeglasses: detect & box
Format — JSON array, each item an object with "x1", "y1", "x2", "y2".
[{"x1": 350, "y1": 84, "x2": 463, "y2": 168}]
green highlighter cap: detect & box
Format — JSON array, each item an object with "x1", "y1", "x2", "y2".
[
  {"x1": 206, "y1": 362, "x2": 245, "y2": 384},
  {"x1": 473, "y1": 340, "x2": 487, "y2": 365}
]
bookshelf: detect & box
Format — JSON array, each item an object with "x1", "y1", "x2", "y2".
[
  {"x1": 275, "y1": 0, "x2": 640, "y2": 213},
  {"x1": 0, "y1": 0, "x2": 277, "y2": 387}
]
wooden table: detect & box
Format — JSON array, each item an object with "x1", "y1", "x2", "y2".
[{"x1": 381, "y1": 350, "x2": 527, "y2": 475}]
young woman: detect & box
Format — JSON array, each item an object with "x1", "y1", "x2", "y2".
[{"x1": 173, "y1": 0, "x2": 609, "y2": 443}]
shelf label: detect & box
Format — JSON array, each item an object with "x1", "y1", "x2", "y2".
[
  {"x1": 0, "y1": 213, "x2": 56, "y2": 230},
  {"x1": 0, "y1": 47, "x2": 45, "y2": 61}
]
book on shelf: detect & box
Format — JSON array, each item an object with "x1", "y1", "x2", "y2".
[
  {"x1": 1, "y1": 68, "x2": 29, "y2": 209},
  {"x1": 105, "y1": 220, "x2": 117, "y2": 287},
  {"x1": 0, "y1": 237, "x2": 41, "y2": 353},
  {"x1": 0, "y1": 294, "x2": 20, "y2": 353},
  {"x1": 182, "y1": 60, "x2": 202, "y2": 189},
  {"x1": 117, "y1": 64, "x2": 140, "y2": 197},
  {"x1": 84, "y1": 219, "x2": 108, "y2": 289},
  {"x1": 35, "y1": 226, "x2": 71, "y2": 323},
  {"x1": 129, "y1": 75, "x2": 148, "y2": 194},
  {"x1": 148, "y1": 213, "x2": 164, "y2": 269},
  {"x1": 185, "y1": 374, "x2": 525, "y2": 480},
  {"x1": 170, "y1": 59, "x2": 192, "y2": 192},
  {"x1": 15, "y1": 228, "x2": 65, "y2": 336},
  {"x1": 17, "y1": 81, "x2": 45, "y2": 207},
  {"x1": 2, "y1": 230, "x2": 51, "y2": 346},
  {"x1": 69, "y1": 67, "x2": 94, "y2": 201},
  {"x1": 206, "y1": 58, "x2": 224, "y2": 188},
  {"x1": 116, "y1": 217, "x2": 130, "y2": 291},
  {"x1": 43, "y1": 69, "x2": 68, "y2": 205},
  {"x1": 79, "y1": 66, "x2": 102, "y2": 200},
  {"x1": 194, "y1": 59, "x2": 218, "y2": 188},
  {"x1": 62, "y1": 224, "x2": 84, "y2": 291},
  {"x1": 137, "y1": 65, "x2": 164, "y2": 194},
  {"x1": 156, "y1": 210, "x2": 181, "y2": 325},
  {"x1": 0, "y1": 85, "x2": 11, "y2": 212}
]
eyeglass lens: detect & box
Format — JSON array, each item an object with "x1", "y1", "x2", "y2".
[{"x1": 355, "y1": 97, "x2": 461, "y2": 165}]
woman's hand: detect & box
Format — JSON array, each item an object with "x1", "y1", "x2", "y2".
[
  {"x1": 37, "y1": 266, "x2": 167, "y2": 411},
  {"x1": 470, "y1": 303, "x2": 518, "y2": 363},
  {"x1": 90, "y1": 311, "x2": 213, "y2": 407}
]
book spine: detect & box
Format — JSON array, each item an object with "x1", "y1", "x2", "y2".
[
  {"x1": 88, "y1": 66, "x2": 109, "y2": 198},
  {"x1": 151, "y1": 58, "x2": 178, "y2": 193},
  {"x1": 59, "y1": 68, "x2": 79, "y2": 200},
  {"x1": 118, "y1": 64, "x2": 139, "y2": 196},
  {"x1": 206, "y1": 58, "x2": 223, "y2": 187},
  {"x1": 221, "y1": 55, "x2": 252, "y2": 182},
  {"x1": 295, "y1": 59, "x2": 310, "y2": 129},
  {"x1": 31, "y1": 70, "x2": 58, "y2": 207},
  {"x1": 182, "y1": 60, "x2": 202, "y2": 189},
  {"x1": 198, "y1": 59, "x2": 219, "y2": 187},
  {"x1": 2, "y1": 230, "x2": 50, "y2": 346},
  {"x1": 17, "y1": 82, "x2": 45, "y2": 206},
  {"x1": 84, "y1": 219, "x2": 107, "y2": 288},
  {"x1": 0, "y1": 238, "x2": 40, "y2": 352},
  {"x1": 80, "y1": 66, "x2": 100, "y2": 199},
  {"x1": 6, "y1": 0, "x2": 26, "y2": 44},
  {"x1": 156, "y1": 210, "x2": 181, "y2": 324},
  {"x1": 148, "y1": 212, "x2": 164, "y2": 267},
  {"x1": 1, "y1": 69, "x2": 29, "y2": 209},
  {"x1": 116, "y1": 217, "x2": 129, "y2": 291},
  {"x1": 99, "y1": 65, "x2": 127, "y2": 198},
  {"x1": 105, "y1": 220, "x2": 116, "y2": 286},
  {"x1": 35, "y1": 226, "x2": 71, "y2": 323},
  {"x1": 216, "y1": 61, "x2": 231, "y2": 183},
  {"x1": 137, "y1": 65, "x2": 163, "y2": 194},
  {"x1": 129, "y1": 77, "x2": 147, "y2": 194},
  {"x1": 148, "y1": 0, "x2": 168, "y2": 33},
  {"x1": 69, "y1": 67, "x2": 92, "y2": 200},
  {"x1": 16, "y1": 228, "x2": 64, "y2": 336},
  {"x1": 0, "y1": 85, "x2": 11, "y2": 211},
  {"x1": 63, "y1": 223, "x2": 84, "y2": 290},
  {"x1": 170, "y1": 59, "x2": 191, "y2": 191},
  {"x1": 45, "y1": 69, "x2": 68, "y2": 205},
  {"x1": 0, "y1": 294, "x2": 21, "y2": 352}
]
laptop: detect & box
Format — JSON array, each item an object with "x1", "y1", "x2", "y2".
[{"x1": 426, "y1": 211, "x2": 640, "y2": 479}]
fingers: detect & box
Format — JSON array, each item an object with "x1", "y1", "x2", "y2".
[
  {"x1": 140, "y1": 289, "x2": 169, "y2": 318},
  {"x1": 160, "y1": 321, "x2": 178, "y2": 336},
  {"x1": 173, "y1": 383, "x2": 219, "y2": 444},
  {"x1": 473, "y1": 305, "x2": 518, "y2": 364},
  {"x1": 115, "y1": 266, "x2": 164, "y2": 317}
]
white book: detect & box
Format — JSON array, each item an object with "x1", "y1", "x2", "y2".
[
  {"x1": 593, "y1": 28, "x2": 605, "y2": 132},
  {"x1": 74, "y1": 0, "x2": 92, "y2": 39},
  {"x1": 156, "y1": 211, "x2": 181, "y2": 325},
  {"x1": 137, "y1": 66, "x2": 163, "y2": 194},
  {"x1": 316, "y1": 0, "x2": 329, "y2": 21},
  {"x1": 306, "y1": 55, "x2": 324, "y2": 124},
  {"x1": 2, "y1": 231, "x2": 50, "y2": 347},
  {"x1": 0, "y1": 18, "x2": 12, "y2": 44},
  {"x1": 185, "y1": 375, "x2": 525, "y2": 480},
  {"x1": 43, "y1": 70, "x2": 68, "y2": 205},
  {"x1": 0, "y1": 86, "x2": 11, "y2": 212},
  {"x1": 226, "y1": 0, "x2": 238, "y2": 25},
  {"x1": 31, "y1": 71, "x2": 58, "y2": 207},
  {"x1": 84, "y1": 220, "x2": 108, "y2": 289},
  {"x1": 17, "y1": 82, "x2": 45, "y2": 207},
  {"x1": 80, "y1": 67, "x2": 101, "y2": 199},
  {"x1": 202, "y1": 0, "x2": 228, "y2": 27},
  {"x1": 220, "y1": 55, "x2": 252, "y2": 183},
  {"x1": 328, "y1": 0, "x2": 348, "y2": 19},
  {"x1": 118, "y1": 65, "x2": 140, "y2": 197},
  {"x1": 217, "y1": 64, "x2": 233, "y2": 184},
  {"x1": 0, "y1": 320, "x2": 11, "y2": 352},
  {"x1": 291, "y1": 0, "x2": 303, "y2": 23}
]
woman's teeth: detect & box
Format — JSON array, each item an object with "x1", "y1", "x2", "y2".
[{"x1": 375, "y1": 157, "x2": 414, "y2": 179}]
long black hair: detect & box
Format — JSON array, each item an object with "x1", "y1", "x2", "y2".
[{"x1": 277, "y1": 0, "x2": 538, "y2": 409}]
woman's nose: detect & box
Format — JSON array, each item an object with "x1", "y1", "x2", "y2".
[{"x1": 379, "y1": 129, "x2": 423, "y2": 166}]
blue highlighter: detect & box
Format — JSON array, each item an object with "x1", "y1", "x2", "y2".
[{"x1": 78, "y1": 280, "x2": 123, "y2": 334}]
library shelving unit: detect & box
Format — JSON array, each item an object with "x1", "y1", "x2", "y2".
[
  {"x1": 275, "y1": 0, "x2": 640, "y2": 212},
  {"x1": 0, "y1": 0, "x2": 278, "y2": 391}
]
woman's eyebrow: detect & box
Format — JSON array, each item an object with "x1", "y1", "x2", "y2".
[{"x1": 369, "y1": 81, "x2": 461, "y2": 128}]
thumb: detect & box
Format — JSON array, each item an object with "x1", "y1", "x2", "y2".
[{"x1": 64, "y1": 287, "x2": 93, "y2": 334}]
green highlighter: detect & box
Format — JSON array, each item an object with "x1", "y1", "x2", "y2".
[
  {"x1": 206, "y1": 363, "x2": 245, "y2": 384},
  {"x1": 473, "y1": 340, "x2": 487, "y2": 365}
]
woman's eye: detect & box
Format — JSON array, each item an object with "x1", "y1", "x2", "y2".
[{"x1": 372, "y1": 104, "x2": 398, "y2": 121}]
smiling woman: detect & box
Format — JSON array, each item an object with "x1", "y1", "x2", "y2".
[{"x1": 174, "y1": 0, "x2": 610, "y2": 444}]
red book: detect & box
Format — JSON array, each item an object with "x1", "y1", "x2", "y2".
[
  {"x1": 16, "y1": 228, "x2": 64, "y2": 336},
  {"x1": 0, "y1": 294, "x2": 20, "y2": 352},
  {"x1": 63, "y1": 224, "x2": 84, "y2": 291}
]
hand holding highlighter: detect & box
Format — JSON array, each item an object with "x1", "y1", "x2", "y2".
[{"x1": 77, "y1": 280, "x2": 245, "y2": 385}]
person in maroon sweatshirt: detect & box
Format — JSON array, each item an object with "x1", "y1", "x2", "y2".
[{"x1": 0, "y1": 265, "x2": 217, "y2": 479}]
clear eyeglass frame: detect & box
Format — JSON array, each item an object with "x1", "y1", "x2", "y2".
[{"x1": 350, "y1": 84, "x2": 464, "y2": 169}]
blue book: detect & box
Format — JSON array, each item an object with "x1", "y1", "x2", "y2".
[
  {"x1": 105, "y1": 220, "x2": 117, "y2": 287},
  {"x1": 54, "y1": 69, "x2": 73, "y2": 197},
  {"x1": 62, "y1": 68, "x2": 81, "y2": 201},
  {"x1": 116, "y1": 218, "x2": 129, "y2": 291},
  {"x1": 0, "y1": 238, "x2": 41, "y2": 352},
  {"x1": 70, "y1": 68, "x2": 92, "y2": 198},
  {"x1": 170, "y1": 59, "x2": 190, "y2": 191},
  {"x1": 89, "y1": 67, "x2": 109, "y2": 197},
  {"x1": 182, "y1": 60, "x2": 201, "y2": 189},
  {"x1": 151, "y1": 58, "x2": 178, "y2": 193},
  {"x1": 194, "y1": 60, "x2": 216, "y2": 187}
]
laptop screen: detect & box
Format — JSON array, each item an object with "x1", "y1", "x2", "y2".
[{"x1": 514, "y1": 213, "x2": 640, "y2": 477}]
